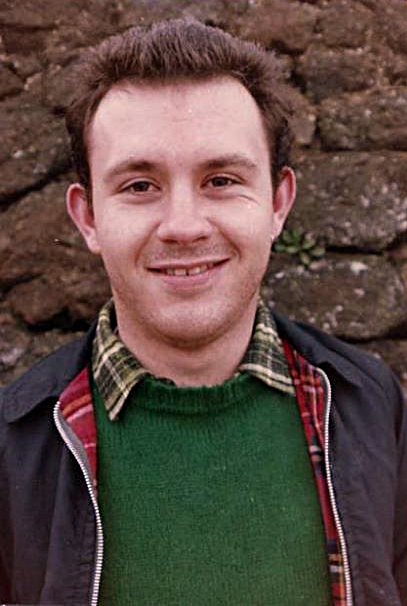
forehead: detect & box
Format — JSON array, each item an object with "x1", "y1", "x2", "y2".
[{"x1": 87, "y1": 77, "x2": 269, "y2": 171}]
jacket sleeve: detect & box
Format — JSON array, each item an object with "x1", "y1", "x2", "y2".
[
  {"x1": 391, "y1": 373, "x2": 407, "y2": 604},
  {"x1": 0, "y1": 400, "x2": 13, "y2": 602}
]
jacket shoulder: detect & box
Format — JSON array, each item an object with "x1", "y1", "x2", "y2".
[
  {"x1": 273, "y1": 310, "x2": 402, "y2": 396},
  {"x1": 0, "y1": 325, "x2": 95, "y2": 423}
]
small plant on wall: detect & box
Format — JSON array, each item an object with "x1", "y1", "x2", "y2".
[{"x1": 273, "y1": 227, "x2": 325, "y2": 267}]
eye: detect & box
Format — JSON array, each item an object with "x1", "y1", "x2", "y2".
[
  {"x1": 206, "y1": 175, "x2": 240, "y2": 189},
  {"x1": 126, "y1": 180, "x2": 157, "y2": 193}
]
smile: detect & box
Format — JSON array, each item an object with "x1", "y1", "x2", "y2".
[
  {"x1": 149, "y1": 259, "x2": 228, "y2": 278},
  {"x1": 160, "y1": 263, "x2": 214, "y2": 277}
]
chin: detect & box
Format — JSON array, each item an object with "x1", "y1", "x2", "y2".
[{"x1": 154, "y1": 317, "x2": 225, "y2": 349}]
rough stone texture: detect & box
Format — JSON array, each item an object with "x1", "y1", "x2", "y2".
[
  {"x1": 319, "y1": 87, "x2": 407, "y2": 150},
  {"x1": 2, "y1": 0, "x2": 407, "y2": 386},
  {"x1": 290, "y1": 151, "x2": 407, "y2": 250},
  {"x1": 0, "y1": 94, "x2": 70, "y2": 204},
  {"x1": 0, "y1": 322, "x2": 85, "y2": 386},
  {"x1": 0, "y1": 0, "x2": 118, "y2": 31},
  {"x1": 0, "y1": 0, "x2": 119, "y2": 61},
  {"x1": 0, "y1": 179, "x2": 110, "y2": 326},
  {"x1": 0, "y1": 316, "x2": 30, "y2": 374},
  {"x1": 41, "y1": 4, "x2": 119, "y2": 65},
  {"x1": 364, "y1": 0, "x2": 407, "y2": 56},
  {"x1": 0, "y1": 63, "x2": 24, "y2": 100},
  {"x1": 288, "y1": 88, "x2": 317, "y2": 147},
  {"x1": 316, "y1": 0, "x2": 373, "y2": 48},
  {"x1": 388, "y1": 244, "x2": 407, "y2": 322},
  {"x1": 5, "y1": 53, "x2": 42, "y2": 79},
  {"x1": 373, "y1": 47, "x2": 407, "y2": 88},
  {"x1": 117, "y1": 0, "x2": 249, "y2": 30},
  {"x1": 232, "y1": 0, "x2": 319, "y2": 54},
  {"x1": 41, "y1": 61, "x2": 81, "y2": 112},
  {"x1": 0, "y1": 0, "x2": 59, "y2": 28},
  {"x1": 266, "y1": 253, "x2": 407, "y2": 340},
  {"x1": 296, "y1": 47, "x2": 377, "y2": 102}
]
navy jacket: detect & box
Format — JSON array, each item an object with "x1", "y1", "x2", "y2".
[{"x1": 1, "y1": 314, "x2": 406, "y2": 605}]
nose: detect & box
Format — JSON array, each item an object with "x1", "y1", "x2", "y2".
[{"x1": 156, "y1": 183, "x2": 213, "y2": 243}]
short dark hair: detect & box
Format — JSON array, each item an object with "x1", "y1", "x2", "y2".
[{"x1": 65, "y1": 18, "x2": 293, "y2": 194}]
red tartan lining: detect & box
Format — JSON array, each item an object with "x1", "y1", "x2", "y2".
[
  {"x1": 58, "y1": 366, "x2": 98, "y2": 490},
  {"x1": 283, "y1": 340, "x2": 347, "y2": 605}
]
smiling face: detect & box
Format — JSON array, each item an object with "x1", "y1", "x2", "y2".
[{"x1": 67, "y1": 77, "x2": 295, "y2": 350}]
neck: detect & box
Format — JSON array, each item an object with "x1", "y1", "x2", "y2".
[{"x1": 115, "y1": 303, "x2": 257, "y2": 387}]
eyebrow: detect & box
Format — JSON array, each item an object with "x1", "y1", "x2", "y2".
[
  {"x1": 103, "y1": 153, "x2": 258, "y2": 184},
  {"x1": 103, "y1": 159, "x2": 156, "y2": 184},
  {"x1": 202, "y1": 154, "x2": 258, "y2": 172}
]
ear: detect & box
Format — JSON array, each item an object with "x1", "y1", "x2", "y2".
[
  {"x1": 271, "y1": 167, "x2": 296, "y2": 240},
  {"x1": 66, "y1": 183, "x2": 101, "y2": 254}
]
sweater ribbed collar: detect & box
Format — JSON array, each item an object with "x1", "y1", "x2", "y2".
[{"x1": 92, "y1": 299, "x2": 294, "y2": 421}]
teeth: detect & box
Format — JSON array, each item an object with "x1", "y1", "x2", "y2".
[
  {"x1": 162, "y1": 263, "x2": 213, "y2": 276},
  {"x1": 173, "y1": 268, "x2": 188, "y2": 276},
  {"x1": 188, "y1": 264, "x2": 207, "y2": 275}
]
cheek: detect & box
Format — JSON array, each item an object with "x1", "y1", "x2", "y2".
[
  {"x1": 94, "y1": 209, "x2": 151, "y2": 256},
  {"x1": 240, "y1": 215, "x2": 274, "y2": 268},
  {"x1": 93, "y1": 222, "x2": 137, "y2": 270},
  {"x1": 221, "y1": 210, "x2": 273, "y2": 252}
]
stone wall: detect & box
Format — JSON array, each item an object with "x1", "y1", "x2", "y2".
[{"x1": 2, "y1": 0, "x2": 407, "y2": 392}]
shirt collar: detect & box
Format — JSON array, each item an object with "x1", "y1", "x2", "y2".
[{"x1": 92, "y1": 298, "x2": 294, "y2": 421}]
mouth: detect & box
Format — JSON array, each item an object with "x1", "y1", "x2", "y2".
[
  {"x1": 149, "y1": 260, "x2": 227, "y2": 277},
  {"x1": 159, "y1": 263, "x2": 214, "y2": 276}
]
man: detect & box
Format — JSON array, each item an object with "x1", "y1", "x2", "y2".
[{"x1": 1, "y1": 18, "x2": 406, "y2": 606}]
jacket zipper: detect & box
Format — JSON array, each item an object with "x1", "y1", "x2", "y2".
[
  {"x1": 53, "y1": 402, "x2": 104, "y2": 606},
  {"x1": 317, "y1": 368, "x2": 353, "y2": 606}
]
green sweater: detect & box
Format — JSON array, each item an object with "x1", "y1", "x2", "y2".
[{"x1": 93, "y1": 372, "x2": 331, "y2": 605}]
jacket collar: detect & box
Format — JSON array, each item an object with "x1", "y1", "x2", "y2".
[
  {"x1": 1, "y1": 324, "x2": 96, "y2": 423},
  {"x1": 273, "y1": 311, "x2": 362, "y2": 388},
  {"x1": 2, "y1": 312, "x2": 362, "y2": 424}
]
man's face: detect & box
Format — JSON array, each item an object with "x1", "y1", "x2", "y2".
[{"x1": 67, "y1": 77, "x2": 295, "y2": 348}]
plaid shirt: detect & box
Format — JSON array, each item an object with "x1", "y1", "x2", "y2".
[{"x1": 92, "y1": 298, "x2": 295, "y2": 421}]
